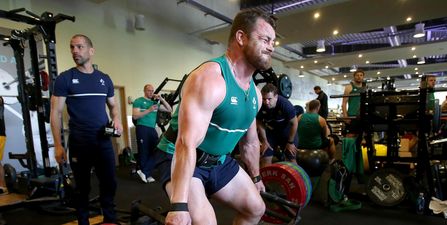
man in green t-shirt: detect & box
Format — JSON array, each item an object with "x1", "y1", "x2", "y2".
[
  {"x1": 342, "y1": 69, "x2": 366, "y2": 137},
  {"x1": 423, "y1": 74, "x2": 436, "y2": 113},
  {"x1": 132, "y1": 84, "x2": 172, "y2": 183},
  {"x1": 297, "y1": 99, "x2": 335, "y2": 159}
]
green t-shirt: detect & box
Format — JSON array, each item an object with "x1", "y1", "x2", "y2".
[
  {"x1": 132, "y1": 97, "x2": 159, "y2": 128},
  {"x1": 347, "y1": 82, "x2": 365, "y2": 116},
  {"x1": 298, "y1": 113, "x2": 322, "y2": 149}
]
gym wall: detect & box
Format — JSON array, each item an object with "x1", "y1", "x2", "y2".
[{"x1": 0, "y1": 0, "x2": 343, "y2": 170}]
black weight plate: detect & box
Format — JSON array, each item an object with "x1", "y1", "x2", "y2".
[
  {"x1": 4, "y1": 163, "x2": 17, "y2": 191},
  {"x1": 366, "y1": 168, "x2": 406, "y2": 207},
  {"x1": 278, "y1": 74, "x2": 292, "y2": 99}
]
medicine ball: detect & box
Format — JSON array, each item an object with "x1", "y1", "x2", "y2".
[{"x1": 296, "y1": 149, "x2": 329, "y2": 177}]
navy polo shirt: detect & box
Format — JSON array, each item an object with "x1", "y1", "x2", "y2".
[
  {"x1": 257, "y1": 95, "x2": 296, "y2": 131},
  {"x1": 53, "y1": 68, "x2": 114, "y2": 133}
]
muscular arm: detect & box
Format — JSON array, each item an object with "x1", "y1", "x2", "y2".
[
  {"x1": 170, "y1": 62, "x2": 225, "y2": 204},
  {"x1": 106, "y1": 96, "x2": 123, "y2": 134},
  {"x1": 239, "y1": 120, "x2": 261, "y2": 178},
  {"x1": 239, "y1": 89, "x2": 264, "y2": 190},
  {"x1": 50, "y1": 96, "x2": 67, "y2": 164},
  {"x1": 319, "y1": 116, "x2": 330, "y2": 137},
  {"x1": 287, "y1": 116, "x2": 298, "y2": 143},
  {"x1": 158, "y1": 95, "x2": 173, "y2": 113}
]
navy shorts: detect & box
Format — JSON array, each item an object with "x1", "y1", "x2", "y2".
[
  {"x1": 155, "y1": 149, "x2": 240, "y2": 196},
  {"x1": 194, "y1": 156, "x2": 240, "y2": 195}
]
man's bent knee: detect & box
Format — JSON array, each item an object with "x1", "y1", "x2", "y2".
[{"x1": 244, "y1": 194, "x2": 266, "y2": 219}]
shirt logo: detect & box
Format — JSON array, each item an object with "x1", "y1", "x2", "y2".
[
  {"x1": 231, "y1": 96, "x2": 238, "y2": 105},
  {"x1": 72, "y1": 79, "x2": 79, "y2": 84},
  {"x1": 99, "y1": 79, "x2": 105, "y2": 86}
]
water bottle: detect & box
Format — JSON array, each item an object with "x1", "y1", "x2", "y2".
[{"x1": 416, "y1": 192, "x2": 425, "y2": 215}]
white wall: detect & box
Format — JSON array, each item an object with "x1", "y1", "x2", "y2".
[
  {"x1": 0, "y1": 0, "x2": 345, "y2": 169},
  {"x1": 1, "y1": 0, "x2": 344, "y2": 110},
  {"x1": 1, "y1": 0, "x2": 227, "y2": 112}
]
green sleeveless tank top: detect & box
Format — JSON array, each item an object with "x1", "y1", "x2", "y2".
[
  {"x1": 297, "y1": 113, "x2": 322, "y2": 149},
  {"x1": 347, "y1": 82, "x2": 365, "y2": 116},
  {"x1": 198, "y1": 55, "x2": 258, "y2": 155},
  {"x1": 157, "y1": 55, "x2": 259, "y2": 156}
]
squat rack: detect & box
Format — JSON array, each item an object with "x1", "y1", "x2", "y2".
[{"x1": 0, "y1": 8, "x2": 74, "y2": 179}]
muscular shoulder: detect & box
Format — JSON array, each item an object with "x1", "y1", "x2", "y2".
[{"x1": 183, "y1": 62, "x2": 225, "y2": 107}]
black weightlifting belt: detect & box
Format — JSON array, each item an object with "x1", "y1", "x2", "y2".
[{"x1": 164, "y1": 126, "x2": 222, "y2": 168}]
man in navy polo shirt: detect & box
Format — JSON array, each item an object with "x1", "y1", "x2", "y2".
[
  {"x1": 257, "y1": 83, "x2": 298, "y2": 167},
  {"x1": 50, "y1": 34, "x2": 122, "y2": 225}
]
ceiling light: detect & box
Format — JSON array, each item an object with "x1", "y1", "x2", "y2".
[
  {"x1": 365, "y1": 60, "x2": 370, "y2": 64},
  {"x1": 349, "y1": 65, "x2": 357, "y2": 72},
  {"x1": 412, "y1": 55, "x2": 417, "y2": 58},
  {"x1": 332, "y1": 30, "x2": 339, "y2": 35},
  {"x1": 300, "y1": 65, "x2": 304, "y2": 69},
  {"x1": 274, "y1": 41, "x2": 280, "y2": 46},
  {"x1": 313, "y1": 12, "x2": 320, "y2": 19},
  {"x1": 331, "y1": 77, "x2": 335, "y2": 81},
  {"x1": 343, "y1": 74, "x2": 347, "y2": 78},
  {"x1": 415, "y1": 67, "x2": 418, "y2": 70},
  {"x1": 325, "y1": 65, "x2": 329, "y2": 69},
  {"x1": 314, "y1": 60, "x2": 318, "y2": 64},
  {"x1": 415, "y1": 71, "x2": 419, "y2": 74},
  {"x1": 417, "y1": 57, "x2": 425, "y2": 64},
  {"x1": 298, "y1": 71, "x2": 304, "y2": 78},
  {"x1": 358, "y1": 54, "x2": 363, "y2": 58},
  {"x1": 316, "y1": 40, "x2": 326, "y2": 52},
  {"x1": 377, "y1": 71, "x2": 381, "y2": 75},
  {"x1": 411, "y1": 47, "x2": 416, "y2": 51},
  {"x1": 418, "y1": 74, "x2": 423, "y2": 77},
  {"x1": 406, "y1": 17, "x2": 412, "y2": 22},
  {"x1": 413, "y1": 23, "x2": 425, "y2": 38}
]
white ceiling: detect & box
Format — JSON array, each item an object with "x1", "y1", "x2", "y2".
[
  {"x1": 198, "y1": 0, "x2": 447, "y2": 88},
  {"x1": 98, "y1": 0, "x2": 447, "y2": 89}
]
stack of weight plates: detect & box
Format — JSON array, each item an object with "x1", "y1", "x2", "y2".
[{"x1": 260, "y1": 162, "x2": 312, "y2": 224}]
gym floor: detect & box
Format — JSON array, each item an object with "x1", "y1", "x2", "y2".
[{"x1": 0, "y1": 164, "x2": 445, "y2": 225}]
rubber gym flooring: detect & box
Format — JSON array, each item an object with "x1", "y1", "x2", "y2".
[{"x1": 0, "y1": 164, "x2": 445, "y2": 225}]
